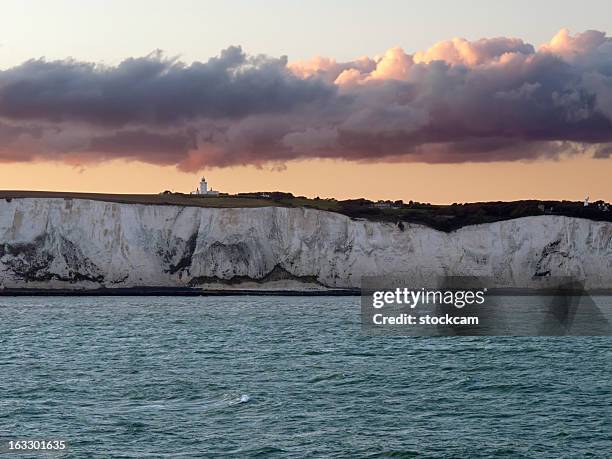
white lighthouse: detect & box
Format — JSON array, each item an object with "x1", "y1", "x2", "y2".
[
  {"x1": 199, "y1": 177, "x2": 209, "y2": 194},
  {"x1": 192, "y1": 176, "x2": 220, "y2": 196}
]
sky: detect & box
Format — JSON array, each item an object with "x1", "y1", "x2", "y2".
[{"x1": 0, "y1": 0, "x2": 611, "y2": 203}]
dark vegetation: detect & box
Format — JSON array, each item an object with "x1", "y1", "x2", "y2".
[
  {"x1": 1, "y1": 190, "x2": 610, "y2": 232},
  {"x1": 232, "y1": 192, "x2": 612, "y2": 231},
  {"x1": 333, "y1": 199, "x2": 612, "y2": 232}
]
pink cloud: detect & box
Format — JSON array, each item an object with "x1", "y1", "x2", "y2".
[{"x1": 0, "y1": 30, "x2": 612, "y2": 169}]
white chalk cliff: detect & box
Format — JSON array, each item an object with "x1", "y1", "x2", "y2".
[{"x1": 0, "y1": 198, "x2": 610, "y2": 291}]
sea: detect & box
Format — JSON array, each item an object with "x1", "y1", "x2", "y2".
[{"x1": 0, "y1": 296, "x2": 610, "y2": 458}]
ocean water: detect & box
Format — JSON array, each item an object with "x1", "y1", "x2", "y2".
[{"x1": 0, "y1": 296, "x2": 610, "y2": 458}]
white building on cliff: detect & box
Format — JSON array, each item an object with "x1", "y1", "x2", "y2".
[{"x1": 192, "y1": 177, "x2": 220, "y2": 196}]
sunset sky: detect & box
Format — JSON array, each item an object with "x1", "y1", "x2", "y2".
[{"x1": 1, "y1": 0, "x2": 611, "y2": 203}]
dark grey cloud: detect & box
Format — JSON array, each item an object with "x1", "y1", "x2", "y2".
[
  {"x1": 87, "y1": 129, "x2": 198, "y2": 164},
  {"x1": 0, "y1": 30, "x2": 612, "y2": 169},
  {"x1": 0, "y1": 46, "x2": 333, "y2": 125}
]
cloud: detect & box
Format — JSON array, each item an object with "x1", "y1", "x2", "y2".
[
  {"x1": 87, "y1": 129, "x2": 198, "y2": 164},
  {"x1": 413, "y1": 36, "x2": 534, "y2": 66},
  {"x1": 1, "y1": 30, "x2": 612, "y2": 169},
  {"x1": 0, "y1": 47, "x2": 333, "y2": 125}
]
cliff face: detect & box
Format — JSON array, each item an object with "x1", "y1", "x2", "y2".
[{"x1": 0, "y1": 198, "x2": 610, "y2": 291}]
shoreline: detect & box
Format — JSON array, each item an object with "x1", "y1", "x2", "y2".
[
  {"x1": 0, "y1": 288, "x2": 610, "y2": 297},
  {"x1": 0, "y1": 287, "x2": 361, "y2": 296}
]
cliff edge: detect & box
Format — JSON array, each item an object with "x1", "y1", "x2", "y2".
[{"x1": 0, "y1": 198, "x2": 610, "y2": 292}]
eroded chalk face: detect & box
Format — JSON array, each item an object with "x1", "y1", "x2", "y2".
[{"x1": 0, "y1": 198, "x2": 610, "y2": 295}]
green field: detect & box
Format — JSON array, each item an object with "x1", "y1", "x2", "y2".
[{"x1": 0, "y1": 190, "x2": 275, "y2": 208}]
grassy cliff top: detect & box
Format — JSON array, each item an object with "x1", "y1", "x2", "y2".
[{"x1": 1, "y1": 190, "x2": 610, "y2": 232}]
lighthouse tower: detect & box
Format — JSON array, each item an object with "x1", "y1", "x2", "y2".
[
  {"x1": 199, "y1": 177, "x2": 208, "y2": 194},
  {"x1": 191, "y1": 176, "x2": 219, "y2": 196}
]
